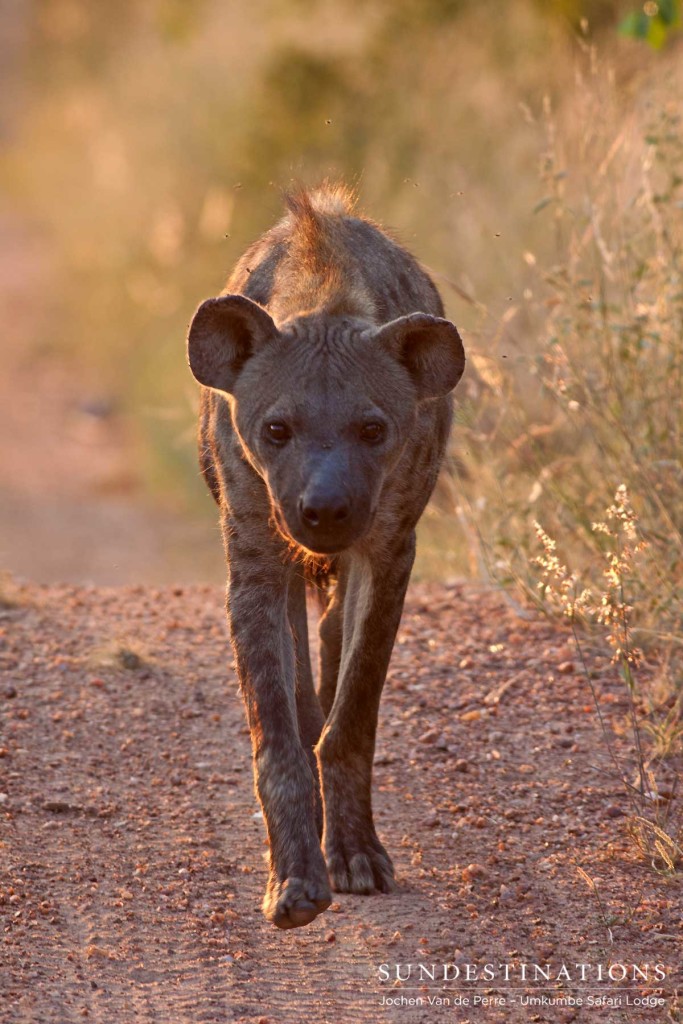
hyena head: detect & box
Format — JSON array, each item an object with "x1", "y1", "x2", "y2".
[{"x1": 187, "y1": 295, "x2": 465, "y2": 555}]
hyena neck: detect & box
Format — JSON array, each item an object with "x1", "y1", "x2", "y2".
[{"x1": 270, "y1": 185, "x2": 378, "y2": 324}]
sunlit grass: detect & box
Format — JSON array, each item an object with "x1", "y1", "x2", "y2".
[
  {"x1": 451, "y1": 42, "x2": 683, "y2": 652},
  {"x1": 532, "y1": 485, "x2": 681, "y2": 871}
]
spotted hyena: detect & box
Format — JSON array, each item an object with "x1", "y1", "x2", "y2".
[{"x1": 187, "y1": 185, "x2": 465, "y2": 929}]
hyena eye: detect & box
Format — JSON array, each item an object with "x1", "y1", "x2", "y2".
[
  {"x1": 266, "y1": 421, "x2": 292, "y2": 445},
  {"x1": 360, "y1": 421, "x2": 385, "y2": 443}
]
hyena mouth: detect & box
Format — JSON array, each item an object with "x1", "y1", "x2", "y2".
[
  {"x1": 299, "y1": 536, "x2": 351, "y2": 556},
  {"x1": 293, "y1": 519, "x2": 362, "y2": 556},
  {"x1": 269, "y1": 500, "x2": 364, "y2": 556}
]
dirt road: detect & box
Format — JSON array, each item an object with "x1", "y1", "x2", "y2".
[{"x1": 1, "y1": 580, "x2": 679, "y2": 1022}]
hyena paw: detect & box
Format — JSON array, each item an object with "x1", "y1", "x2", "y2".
[
  {"x1": 263, "y1": 869, "x2": 331, "y2": 929},
  {"x1": 325, "y1": 834, "x2": 396, "y2": 895}
]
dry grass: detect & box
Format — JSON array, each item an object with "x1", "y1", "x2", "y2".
[
  {"x1": 533, "y1": 484, "x2": 681, "y2": 872},
  {"x1": 440, "y1": 38, "x2": 683, "y2": 859},
  {"x1": 452, "y1": 41, "x2": 683, "y2": 643},
  {"x1": 0, "y1": 572, "x2": 24, "y2": 611}
]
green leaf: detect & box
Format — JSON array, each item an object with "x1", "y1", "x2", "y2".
[
  {"x1": 657, "y1": 0, "x2": 681, "y2": 27},
  {"x1": 647, "y1": 17, "x2": 668, "y2": 49},
  {"x1": 619, "y1": 11, "x2": 650, "y2": 40}
]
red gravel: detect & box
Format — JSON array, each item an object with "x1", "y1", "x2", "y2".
[{"x1": 0, "y1": 580, "x2": 680, "y2": 1022}]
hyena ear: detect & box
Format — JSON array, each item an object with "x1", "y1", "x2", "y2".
[
  {"x1": 375, "y1": 313, "x2": 465, "y2": 400},
  {"x1": 187, "y1": 294, "x2": 280, "y2": 393}
]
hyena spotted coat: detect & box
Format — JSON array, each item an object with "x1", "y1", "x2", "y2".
[{"x1": 187, "y1": 185, "x2": 465, "y2": 929}]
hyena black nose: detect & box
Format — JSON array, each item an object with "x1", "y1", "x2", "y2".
[{"x1": 299, "y1": 496, "x2": 350, "y2": 530}]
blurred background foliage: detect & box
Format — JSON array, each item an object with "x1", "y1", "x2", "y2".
[{"x1": 0, "y1": 0, "x2": 681, "y2": 649}]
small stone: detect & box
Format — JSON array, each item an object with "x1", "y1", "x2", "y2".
[
  {"x1": 644, "y1": 789, "x2": 670, "y2": 806},
  {"x1": 4, "y1": 686, "x2": 17, "y2": 699},
  {"x1": 454, "y1": 759, "x2": 469, "y2": 773},
  {"x1": 504, "y1": 808, "x2": 524, "y2": 821},
  {"x1": 558, "y1": 661, "x2": 574, "y2": 675},
  {"x1": 463, "y1": 862, "x2": 487, "y2": 881},
  {"x1": 325, "y1": 931, "x2": 336, "y2": 942},
  {"x1": 459, "y1": 656, "x2": 474, "y2": 669},
  {"x1": 606, "y1": 805, "x2": 625, "y2": 818},
  {"x1": 45, "y1": 799, "x2": 77, "y2": 813},
  {"x1": 85, "y1": 944, "x2": 111, "y2": 960},
  {"x1": 461, "y1": 709, "x2": 482, "y2": 723}
]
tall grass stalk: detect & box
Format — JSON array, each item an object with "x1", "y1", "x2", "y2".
[{"x1": 453, "y1": 43, "x2": 683, "y2": 655}]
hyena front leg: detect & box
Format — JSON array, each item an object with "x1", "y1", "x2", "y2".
[
  {"x1": 317, "y1": 532, "x2": 415, "y2": 894},
  {"x1": 226, "y1": 539, "x2": 330, "y2": 928}
]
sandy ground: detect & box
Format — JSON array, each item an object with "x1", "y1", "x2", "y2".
[
  {"x1": 1, "y1": 579, "x2": 680, "y2": 1023},
  {"x1": 0, "y1": 342, "x2": 222, "y2": 588}
]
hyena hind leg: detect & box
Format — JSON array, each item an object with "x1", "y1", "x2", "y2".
[
  {"x1": 317, "y1": 578, "x2": 344, "y2": 718},
  {"x1": 288, "y1": 572, "x2": 325, "y2": 835}
]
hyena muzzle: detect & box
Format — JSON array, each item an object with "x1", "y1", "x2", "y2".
[{"x1": 187, "y1": 184, "x2": 465, "y2": 929}]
